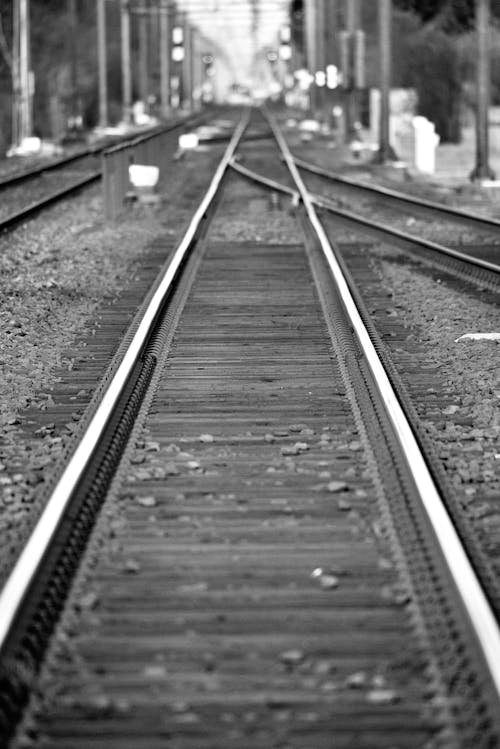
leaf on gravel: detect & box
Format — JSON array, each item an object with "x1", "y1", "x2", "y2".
[
  {"x1": 348, "y1": 441, "x2": 362, "y2": 451},
  {"x1": 455, "y1": 332, "x2": 500, "y2": 342},
  {"x1": 366, "y1": 688, "x2": 400, "y2": 705},
  {"x1": 327, "y1": 481, "x2": 348, "y2": 493},
  {"x1": 136, "y1": 495, "x2": 156, "y2": 508},
  {"x1": 281, "y1": 442, "x2": 309, "y2": 456},
  {"x1": 177, "y1": 582, "x2": 208, "y2": 593},
  {"x1": 164, "y1": 461, "x2": 180, "y2": 475},
  {"x1": 280, "y1": 649, "x2": 305, "y2": 667},
  {"x1": 311, "y1": 568, "x2": 339, "y2": 589},
  {"x1": 345, "y1": 671, "x2": 367, "y2": 689},
  {"x1": 337, "y1": 498, "x2": 351, "y2": 511},
  {"x1": 123, "y1": 559, "x2": 141, "y2": 574},
  {"x1": 78, "y1": 591, "x2": 100, "y2": 610},
  {"x1": 143, "y1": 664, "x2": 168, "y2": 679}
]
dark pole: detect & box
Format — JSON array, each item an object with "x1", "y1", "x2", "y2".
[
  {"x1": 97, "y1": 0, "x2": 108, "y2": 128},
  {"x1": 12, "y1": 0, "x2": 20, "y2": 146},
  {"x1": 324, "y1": 0, "x2": 338, "y2": 128},
  {"x1": 68, "y1": 0, "x2": 80, "y2": 126},
  {"x1": 376, "y1": 0, "x2": 393, "y2": 162},
  {"x1": 160, "y1": 0, "x2": 171, "y2": 117},
  {"x1": 305, "y1": 0, "x2": 317, "y2": 115},
  {"x1": 316, "y1": 0, "x2": 326, "y2": 119},
  {"x1": 120, "y1": 0, "x2": 132, "y2": 124},
  {"x1": 138, "y1": 0, "x2": 148, "y2": 106},
  {"x1": 470, "y1": 0, "x2": 495, "y2": 181},
  {"x1": 19, "y1": 0, "x2": 32, "y2": 139},
  {"x1": 345, "y1": 0, "x2": 359, "y2": 142}
]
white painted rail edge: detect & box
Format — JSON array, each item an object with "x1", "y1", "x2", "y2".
[
  {"x1": 267, "y1": 110, "x2": 500, "y2": 698},
  {"x1": 0, "y1": 110, "x2": 250, "y2": 650}
]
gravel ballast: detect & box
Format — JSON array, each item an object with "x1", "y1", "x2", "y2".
[{"x1": 0, "y1": 138, "x2": 227, "y2": 584}]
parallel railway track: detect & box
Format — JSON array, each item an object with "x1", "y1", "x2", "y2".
[
  {"x1": 0, "y1": 112, "x2": 209, "y2": 231},
  {"x1": 1, "y1": 108, "x2": 500, "y2": 747}
]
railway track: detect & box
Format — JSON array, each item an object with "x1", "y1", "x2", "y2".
[
  {"x1": 1, "y1": 108, "x2": 500, "y2": 748},
  {"x1": 0, "y1": 112, "x2": 209, "y2": 231},
  {"x1": 231, "y1": 155, "x2": 500, "y2": 292}
]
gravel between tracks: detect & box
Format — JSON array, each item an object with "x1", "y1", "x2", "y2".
[
  {"x1": 292, "y1": 129, "x2": 500, "y2": 562},
  {"x1": 0, "y1": 140, "x2": 224, "y2": 581}
]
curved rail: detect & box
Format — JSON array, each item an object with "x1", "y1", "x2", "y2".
[
  {"x1": 229, "y1": 158, "x2": 500, "y2": 278},
  {"x1": 293, "y1": 155, "x2": 500, "y2": 234},
  {"x1": 265, "y1": 109, "x2": 500, "y2": 701}
]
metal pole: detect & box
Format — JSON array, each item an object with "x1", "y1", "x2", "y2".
[
  {"x1": 325, "y1": 0, "x2": 338, "y2": 66},
  {"x1": 138, "y1": 0, "x2": 148, "y2": 106},
  {"x1": 160, "y1": 0, "x2": 171, "y2": 117},
  {"x1": 305, "y1": 0, "x2": 317, "y2": 114},
  {"x1": 345, "y1": 0, "x2": 359, "y2": 142},
  {"x1": 12, "y1": 0, "x2": 21, "y2": 146},
  {"x1": 316, "y1": 0, "x2": 326, "y2": 119},
  {"x1": 97, "y1": 0, "x2": 108, "y2": 127},
  {"x1": 120, "y1": 0, "x2": 132, "y2": 124},
  {"x1": 68, "y1": 0, "x2": 80, "y2": 127},
  {"x1": 182, "y1": 16, "x2": 192, "y2": 110},
  {"x1": 376, "y1": 0, "x2": 393, "y2": 162},
  {"x1": 470, "y1": 0, "x2": 495, "y2": 181},
  {"x1": 19, "y1": 0, "x2": 32, "y2": 139},
  {"x1": 325, "y1": 0, "x2": 338, "y2": 129}
]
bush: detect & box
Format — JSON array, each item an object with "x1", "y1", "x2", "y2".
[{"x1": 404, "y1": 25, "x2": 465, "y2": 142}]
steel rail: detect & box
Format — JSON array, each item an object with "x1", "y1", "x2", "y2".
[
  {"x1": 229, "y1": 158, "x2": 500, "y2": 276},
  {"x1": 0, "y1": 172, "x2": 101, "y2": 232},
  {"x1": 0, "y1": 109, "x2": 250, "y2": 651},
  {"x1": 266, "y1": 109, "x2": 500, "y2": 700},
  {"x1": 0, "y1": 113, "x2": 213, "y2": 233},
  {"x1": 0, "y1": 111, "x2": 206, "y2": 193},
  {"x1": 0, "y1": 150, "x2": 99, "y2": 190},
  {"x1": 229, "y1": 157, "x2": 298, "y2": 198},
  {"x1": 293, "y1": 155, "x2": 500, "y2": 233}
]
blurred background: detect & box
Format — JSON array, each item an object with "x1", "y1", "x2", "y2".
[{"x1": 0, "y1": 1, "x2": 499, "y2": 161}]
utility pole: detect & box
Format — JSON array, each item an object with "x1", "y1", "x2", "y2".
[
  {"x1": 12, "y1": 0, "x2": 21, "y2": 146},
  {"x1": 315, "y1": 0, "x2": 326, "y2": 119},
  {"x1": 138, "y1": 0, "x2": 149, "y2": 107},
  {"x1": 182, "y1": 16, "x2": 193, "y2": 110},
  {"x1": 160, "y1": 0, "x2": 171, "y2": 117},
  {"x1": 324, "y1": 0, "x2": 339, "y2": 128},
  {"x1": 19, "y1": 0, "x2": 32, "y2": 141},
  {"x1": 470, "y1": 0, "x2": 495, "y2": 181},
  {"x1": 120, "y1": 0, "x2": 132, "y2": 124},
  {"x1": 68, "y1": 0, "x2": 80, "y2": 128},
  {"x1": 304, "y1": 0, "x2": 317, "y2": 114},
  {"x1": 344, "y1": 0, "x2": 359, "y2": 142},
  {"x1": 97, "y1": 0, "x2": 108, "y2": 127},
  {"x1": 375, "y1": 0, "x2": 393, "y2": 162}
]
